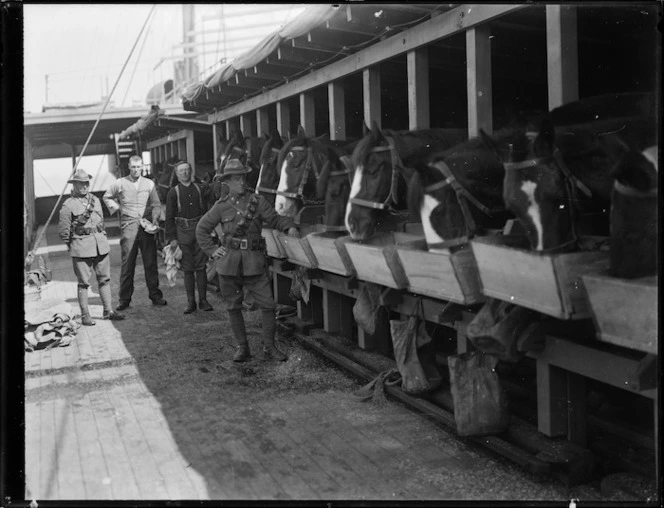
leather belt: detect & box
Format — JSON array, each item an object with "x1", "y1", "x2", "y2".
[
  {"x1": 175, "y1": 216, "x2": 201, "y2": 227},
  {"x1": 223, "y1": 236, "x2": 266, "y2": 250},
  {"x1": 74, "y1": 223, "x2": 105, "y2": 235}
]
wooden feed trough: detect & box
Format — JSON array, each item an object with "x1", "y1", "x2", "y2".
[
  {"x1": 471, "y1": 235, "x2": 609, "y2": 320},
  {"x1": 307, "y1": 231, "x2": 356, "y2": 276},
  {"x1": 276, "y1": 224, "x2": 325, "y2": 269},
  {"x1": 344, "y1": 232, "x2": 417, "y2": 289},
  {"x1": 396, "y1": 239, "x2": 484, "y2": 304},
  {"x1": 262, "y1": 228, "x2": 287, "y2": 259},
  {"x1": 582, "y1": 272, "x2": 658, "y2": 355}
]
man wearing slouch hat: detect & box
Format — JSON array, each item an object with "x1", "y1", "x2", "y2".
[{"x1": 58, "y1": 168, "x2": 125, "y2": 325}]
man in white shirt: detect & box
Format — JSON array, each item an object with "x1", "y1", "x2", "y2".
[{"x1": 103, "y1": 155, "x2": 167, "y2": 310}]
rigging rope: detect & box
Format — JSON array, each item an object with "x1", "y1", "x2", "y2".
[{"x1": 25, "y1": 5, "x2": 157, "y2": 269}]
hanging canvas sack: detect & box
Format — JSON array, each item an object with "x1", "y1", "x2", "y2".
[
  {"x1": 467, "y1": 298, "x2": 541, "y2": 362},
  {"x1": 448, "y1": 351, "x2": 510, "y2": 436},
  {"x1": 390, "y1": 304, "x2": 442, "y2": 396},
  {"x1": 352, "y1": 282, "x2": 383, "y2": 335}
]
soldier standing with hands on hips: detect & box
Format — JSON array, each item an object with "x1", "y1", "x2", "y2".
[
  {"x1": 103, "y1": 155, "x2": 167, "y2": 310},
  {"x1": 196, "y1": 159, "x2": 299, "y2": 362},
  {"x1": 58, "y1": 168, "x2": 125, "y2": 325},
  {"x1": 164, "y1": 161, "x2": 213, "y2": 314}
]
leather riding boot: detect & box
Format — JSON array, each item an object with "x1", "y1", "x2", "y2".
[
  {"x1": 184, "y1": 272, "x2": 196, "y2": 314},
  {"x1": 99, "y1": 283, "x2": 113, "y2": 315},
  {"x1": 261, "y1": 309, "x2": 286, "y2": 361},
  {"x1": 196, "y1": 270, "x2": 213, "y2": 311},
  {"x1": 228, "y1": 310, "x2": 250, "y2": 362},
  {"x1": 77, "y1": 286, "x2": 95, "y2": 326}
]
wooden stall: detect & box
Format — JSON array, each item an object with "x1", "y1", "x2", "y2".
[{"x1": 180, "y1": 3, "x2": 659, "y2": 475}]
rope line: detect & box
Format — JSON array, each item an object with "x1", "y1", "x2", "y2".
[{"x1": 25, "y1": 5, "x2": 157, "y2": 268}]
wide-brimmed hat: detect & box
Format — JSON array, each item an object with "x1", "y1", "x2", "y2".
[
  {"x1": 68, "y1": 169, "x2": 93, "y2": 183},
  {"x1": 219, "y1": 159, "x2": 250, "y2": 180}
]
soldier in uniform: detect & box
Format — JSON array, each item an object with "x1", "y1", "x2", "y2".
[
  {"x1": 196, "y1": 159, "x2": 299, "y2": 362},
  {"x1": 164, "y1": 161, "x2": 213, "y2": 314},
  {"x1": 58, "y1": 168, "x2": 125, "y2": 325}
]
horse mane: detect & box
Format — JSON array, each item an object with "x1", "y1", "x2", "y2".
[
  {"x1": 611, "y1": 147, "x2": 658, "y2": 191},
  {"x1": 406, "y1": 165, "x2": 426, "y2": 217}
]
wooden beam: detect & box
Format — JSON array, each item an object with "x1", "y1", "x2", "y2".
[
  {"x1": 277, "y1": 45, "x2": 320, "y2": 66},
  {"x1": 146, "y1": 129, "x2": 189, "y2": 150},
  {"x1": 363, "y1": 67, "x2": 381, "y2": 128},
  {"x1": 208, "y1": 4, "x2": 525, "y2": 123},
  {"x1": 212, "y1": 123, "x2": 219, "y2": 172},
  {"x1": 308, "y1": 28, "x2": 372, "y2": 49},
  {"x1": 466, "y1": 25, "x2": 493, "y2": 137},
  {"x1": 328, "y1": 82, "x2": 346, "y2": 141},
  {"x1": 546, "y1": 5, "x2": 579, "y2": 109},
  {"x1": 234, "y1": 74, "x2": 269, "y2": 90},
  {"x1": 245, "y1": 67, "x2": 285, "y2": 82},
  {"x1": 407, "y1": 48, "x2": 430, "y2": 130},
  {"x1": 291, "y1": 38, "x2": 341, "y2": 54},
  {"x1": 300, "y1": 92, "x2": 315, "y2": 136}
]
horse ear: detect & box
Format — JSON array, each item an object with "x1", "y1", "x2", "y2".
[
  {"x1": 363, "y1": 121, "x2": 370, "y2": 136},
  {"x1": 263, "y1": 131, "x2": 269, "y2": 141},
  {"x1": 297, "y1": 125, "x2": 306, "y2": 138}
]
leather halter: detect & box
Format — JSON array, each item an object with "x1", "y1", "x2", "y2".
[
  {"x1": 275, "y1": 146, "x2": 321, "y2": 200},
  {"x1": 503, "y1": 149, "x2": 590, "y2": 253},
  {"x1": 255, "y1": 147, "x2": 281, "y2": 195},
  {"x1": 219, "y1": 145, "x2": 246, "y2": 171},
  {"x1": 349, "y1": 136, "x2": 402, "y2": 210}
]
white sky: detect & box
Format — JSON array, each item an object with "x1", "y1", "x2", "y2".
[{"x1": 24, "y1": 4, "x2": 305, "y2": 196}]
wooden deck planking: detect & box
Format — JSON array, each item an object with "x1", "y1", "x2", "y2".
[
  {"x1": 274, "y1": 395, "x2": 389, "y2": 499},
  {"x1": 38, "y1": 396, "x2": 60, "y2": 499},
  {"x1": 24, "y1": 397, "x2": 41, "y2": 500},
  {"x1": 293, "y1": 395, "x2": 424, "y2": 499},
  {"x1": 253, "y1": 399, "x2": 347, "y2": 499},
  {"x1": 52, "y1": 396, "x2": 86, "y2": 499},
  {"x1": 123, "y1": 383, "x2": 202, "y2": 500},
  {"x1": 211, "y1": 403, "x2": 320, "y2": 500},
  {"x1": 84, "y1": 378, "x2": 142, "y2": 500}
]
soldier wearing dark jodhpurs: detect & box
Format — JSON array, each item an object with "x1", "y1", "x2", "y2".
[
  {"x1": 58, "y1": 168, "x2": 125, "y2": 325},
  {"x1": 165, "y1": 161, "x2": 212, "y2": 314},
  {"x1": 196, "y1": 159, "x2": 299, "y2": 362}
]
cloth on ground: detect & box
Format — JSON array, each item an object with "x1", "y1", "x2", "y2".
[
  {"x1": 24, "y1": 298, "x2": 74, "y2": 326},
  {"x1": 25, "y1": 312, "x2": 80, "y2": 352},
  {"x1": 353, "y1": 368, "x2": 402, "y2": 405}
]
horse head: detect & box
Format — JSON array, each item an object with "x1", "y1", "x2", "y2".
[
  {"x1": 316, "y1": 148, "x2": 356, "y2": 230},
  {"x1": 407, "y1": 132, "x2": 517, "y2": 249},
  {"x1": 345, "y1": 123, "x2": 407, "y2": 241},
  {"x1": 255, "y1": 128, "x2": 285, "y2": 204},
  {"x1": 346, "y1": 122, "x2": 468, "y2": 241},
  {"x1": 275, "y1": 125, "x2": 340, "y2": 218}
]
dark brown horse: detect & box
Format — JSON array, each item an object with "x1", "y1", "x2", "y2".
[
  {"x1": 254, "y1": 128, "x2": 285, "y2": 206},
  {"x1": 345, "y1": 123, "x2": 467, "y2": 241}
]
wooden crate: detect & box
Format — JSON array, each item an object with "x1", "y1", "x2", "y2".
[
  {"x1": 470, "y1": 235, "x2": 609, "y2": 320},
  {"x1": 307, "y1": 231, "x2": 356, "y2": 276},
  {"x1": 582, "y1": 271, "x2": 658, "y2": 355},
  {"x1": 396, "y1": 240, "x2": 484, "y2": 304},
  {"x1": 276, "y1": 224, "x2": 325, "y2": 269},
  {"x1": 344, "y1": 232, "x2": 416, "y2": 289},
  {"x1": 262, "y1": 228, "x2": 286, "y2": 259}
]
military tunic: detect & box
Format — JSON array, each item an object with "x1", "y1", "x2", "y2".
[
  {"x1": 196, "y1": 192, "x2": 297, "y2": 310},
  {"x1": 58, "y1": 193, "x2": 111, "y2": 288}
]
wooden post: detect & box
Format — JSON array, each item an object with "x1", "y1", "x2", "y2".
[
  {"x1": 322, "y1": 289, "x2": 354, "y2": 338},
  {"x1": 537, "y1": 360, "x2": 568, "y2": 437},
  {"x1": 328, "y1": 82, "x2": 346, "y2": 141},
  {"x1": 297, "y1": 285, "x2": 323, "y2": 327},
  {"x1": 466, "y1": 25, "x2": 493, "y2": 137},
  {"x1": 300, "y1": 92, "x2": 315, "y2": 136},
  {"x1": 186, "y1": 131, "x2": 195, "y2": 173},
  {"x1": 277, "y1": 100, "x2": 291, "y2": 137},
  {"x1": 272, "y1": 269, "x2": 293, "y2": 306},
  {"x1": 363, "y1": 66, "x2": 381, "y2": 128},
  {"x1": 256, "y1": 107, "x2": 270, "y2": 136},
  {"x1": 546, "y1": 5, "x2": 579, "y2": 109},
  {"x1": 225, "y1": 120, "x2": 232, "y2": 137},
  {"x1": 407, "y1": 48, "x2": 430, "y2": 130},
  {"x1": 178, "y1": 138, "x2": 187, "y2": 161},
  {"x1": 566, "y1": 372, "x2": 587, "y2": 447},
  {"x1": 240, "y1": 113, "x2": 255, "y2": 137}
]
